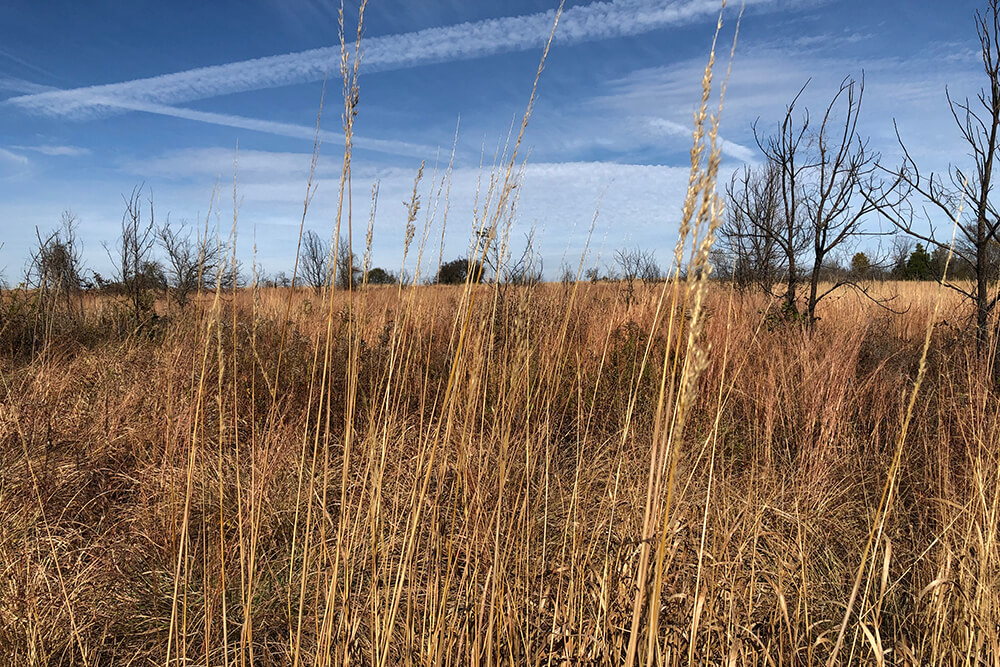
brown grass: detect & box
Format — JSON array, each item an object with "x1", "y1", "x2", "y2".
[{"x1": 1, "y1": 279, "x2": 999, "y2": 665}]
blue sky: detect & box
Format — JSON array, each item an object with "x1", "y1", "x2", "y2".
[{"x1": 0, "y1": 0, "x2": 990, "y2": 282}]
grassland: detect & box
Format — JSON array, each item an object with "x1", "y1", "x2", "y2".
[
  {"x1": 1, "y1": 278, "x2": 999, "y2": 665},
  {"x1": 3, "y1": 4, "x2": 999, "y2": 664}
]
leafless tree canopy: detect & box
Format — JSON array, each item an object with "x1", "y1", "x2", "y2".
[
  {"x1": 721, "y1": 162, "x2": 799, "y2": 294},
  {"x1": 335, "y1": 236, "x2": 361, "y2": 290},
  {"x1": 31, "y1": 211, "x2": 84, "y2": 295},
  {"x1": 103, "y1": 185, "x2": 159, "y2": 322},
  {"x1": 299, "y1": 231, "x2": 360, "y2": 292},
  {"x1": 869, "y1": 0, "x2": 1000, "y2": 362},
  {"x1": 505, "y1": 232, "x2": 545, "y2": 286},
  {"x1": 28, "y1": 211, "x2": 86, "y2": 320},
  {"x1": 721, "y1": 76, "x2": 889, "y2": 325},
  {"x1": 300, "y1": 230, "x2": 332, "y2": 292},
  {"x1": 614, "y1": 248, "x2": 662, "y2": 284},
  {"x1": 157, "y1": 222, "x2": 222, "y2": 307},
  {"x1": 800, "y1": 76, "x2": 884, "y2": 324}
]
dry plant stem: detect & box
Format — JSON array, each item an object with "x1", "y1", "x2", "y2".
[
  {"x1": 308, "y1": 3, "x2": 367, "y2": 664},
  {"x1": 827, "y1": 180, "x2": 968, "y2": 666},
  {"x1": 374, "y1": 6, "x2": 563, "y2": 663},
  {"x1": 274, "y1": 75, "x2": 327, "y2": 396},
  {"x1": 624, "y1": 3, "x2": 737, "y2": 664},
  {"x1": 1, "y1": 372, "x2": 90, "y2": 667}
]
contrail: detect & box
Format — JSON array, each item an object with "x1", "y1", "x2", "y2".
[
  {"x1": 1, "y1": 75, "x2": 437, "y2": 158},
  {"x1": 7, "y1": 0, "x2": 778, "y2": 120}
]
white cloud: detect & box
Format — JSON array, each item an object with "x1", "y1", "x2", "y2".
[
  {"x1": 0, "y1": 143, "x2": 705, "y2": 277},
  {"x1": 130, "y1": 146, "x2": 340, "y2": 181},
  {"x1": 0, "y1": 75, "x2": 53, "y2": 94},
  {"x1": 1, "y1": 75, "x2": 440, "y2": 158},
  {"x1": 0, "y1": 148, "x2": 29, "y2": 165},
  {"x1": 6, "y1": 0, "x2": 800, "y2": 121},
  {"x1": 643, "y1": 117, "x2": 755, "y2": 162},
  {"x1": 10, "y1": 144, "x2": 91, "y2": 157},
  {"x1": 109, "y1": 99, "x2": 439, "y2": 158},
  {"x1": 103, "y1": 145, "x2": 700, "y2": 276},
  {"x1": 0, "y1": 148, "x2": 31, "y2": 180},
  {"x1": 592, "y1": 37, "x2": 987, "y2": 174}
]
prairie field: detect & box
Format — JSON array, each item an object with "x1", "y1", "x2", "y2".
[
  {"x1": 2, "y1": 277, "x2": 999, "y2": 665},
  {"x1": 4, "y1": 1, "x2": 1000, "y2": 664}
]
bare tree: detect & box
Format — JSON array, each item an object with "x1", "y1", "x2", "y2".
[
  {"x1": 889, "y1": 236, "x2": 914, "y2": 278},
  {"x1": 335, "y1": 235, "x2": 361, "y2": 290},
  {"x1": 721, "y1": 162, "x2": 795, "y2": 294},
  {"x1": 506, "y1": 232, "x2": 544, "y2": 286},
  {"x1": 300, "y1": 230, "x2": 332, "y2": 292},
  {"x1": 615, "y1": 247, "x2": 661, "y2": 283},
  {"x1": 29, "y1": 211, "x2": 86, "y2": 319},
  {"x1": 752, "y1": 85, "x2": 813, "y2": 314},
  {"x1": 105, "y1": 185, "x2": 158, "y2": 323},
  {"x1": 614, "y1": 247, "x2": 661, "y2": 303},
  {"x1": 801, "y1": 76, "x2": 883, "y2": 325},
  {"x1": 870, "y1": 0, "x2": 1000, "y2": 362},
  {"x1": 157, "y1": 221, "x2": 221, "y2": 307},
  {"x1": 726, "y1": 78, "x2": 888, "y2": 326}
]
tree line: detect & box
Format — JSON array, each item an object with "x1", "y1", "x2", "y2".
[{"x1": 12, "y1": 185, "x2": 548, "y2": 324}]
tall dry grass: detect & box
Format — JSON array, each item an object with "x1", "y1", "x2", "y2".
[
  {"x1": 4, "y1": 3, "x2": 1000, "y2": 666},
  {"x1": 2, "y1": 278, "x2": 998, "y2": 666}
]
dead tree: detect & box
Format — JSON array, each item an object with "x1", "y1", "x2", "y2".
[
  {"x1": 728, "y1": 78, "x2": 889, "y2": 326},
  {"x1": 803, "y1": 76, "x2": 883, "y2": 325},
  {"x1": 721, "y1": 162, "x2": 795, "y2": 295},
  {"x1": 753, "y1": 85, "x2": 812, "y2": 314},
  {"x1": 29, "y1": 211, "x2": 86, "y2": 320},
  {"x1": 334, "y1": 235, "x2": 361, "y2": 290},
  {"x1": 104, "y1": 185, "x2": 157, "y2": 323},
  {"x1": 157, "y1": 221, "x2": 221, "y2": 307},
  {"x1": 870, "y1": 1, "x2": 1000, "y2": 362},
  {"x1": 300, "y1": 230, "x2": 332, "y2": 293}
]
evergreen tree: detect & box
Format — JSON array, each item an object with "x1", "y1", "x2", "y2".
[
  {"x1": 905, "y1": 243, "x2": 933, "y2": 280},
  {"x1": 850, "y1": 252, "x2": 871, "y2": 278}
]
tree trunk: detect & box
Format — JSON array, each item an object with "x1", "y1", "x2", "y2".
[
  {"x1": 808, "y1": 254, "x2": 822, "y2": 329},
  {"x1": 976, "y1": 222, "x2": 990, "y2": 357},
  {"x1": 785, "y1": 255, "x2": 798, "y2": 314}
]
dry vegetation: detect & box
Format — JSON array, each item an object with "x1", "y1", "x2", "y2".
[
  {"x1": 2, "y1": 279, "x2": 999, "y2": 666},
  {"x1": 5, "y1": 4, "x2": 1000, "y2": 666}
]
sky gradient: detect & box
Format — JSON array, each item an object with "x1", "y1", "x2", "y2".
[{"x1": 0, "y1": 0, "x2": 991, "y2": 282}]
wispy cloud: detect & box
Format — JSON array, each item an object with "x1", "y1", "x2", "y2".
[
  {"x1": 10, "y1": 144, "x2": 90, "y2": 157},
  {"x1": 0, "y1": 47, "x2": 58, "y2": 81},
  {"x1": 2, "y1": 75, "x2": 438, "y2": 158},
  {"x1": 643, "y1": 117, "x2": 755, "y2": 161},
  {"x1": 591, "y1": 35, "x2": 989, "y2": 173},
  {"x1": 0, "y1": 147, "x2": 30, "y2": 179},
  {"x1": 0, "y1": 148, "x2": 29, "y2": 165},
  {"x1": 98, "y1": 98, "x2": 438, "y2": 158},
  {"x1": 0, "y1": 75, "x2": 53, "y2": 95},
  {"x1": 7, "y1": 0, "x2": 795, "y2": 121},
  {"x1": 129, "y1": 147, "x2": 338, "y2": 181}
]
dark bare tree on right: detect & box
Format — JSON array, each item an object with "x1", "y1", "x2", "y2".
[
  {"x1": 800, "y1": 76, "x2": 883, "y2": 326},
  {"x1": 869, "y1": 0, "x2": 1000, "y2": 371}
]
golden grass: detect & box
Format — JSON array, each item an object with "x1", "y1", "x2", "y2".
[{"x1": 2, "y1": 279, "x2": 999, "y2": 665}]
